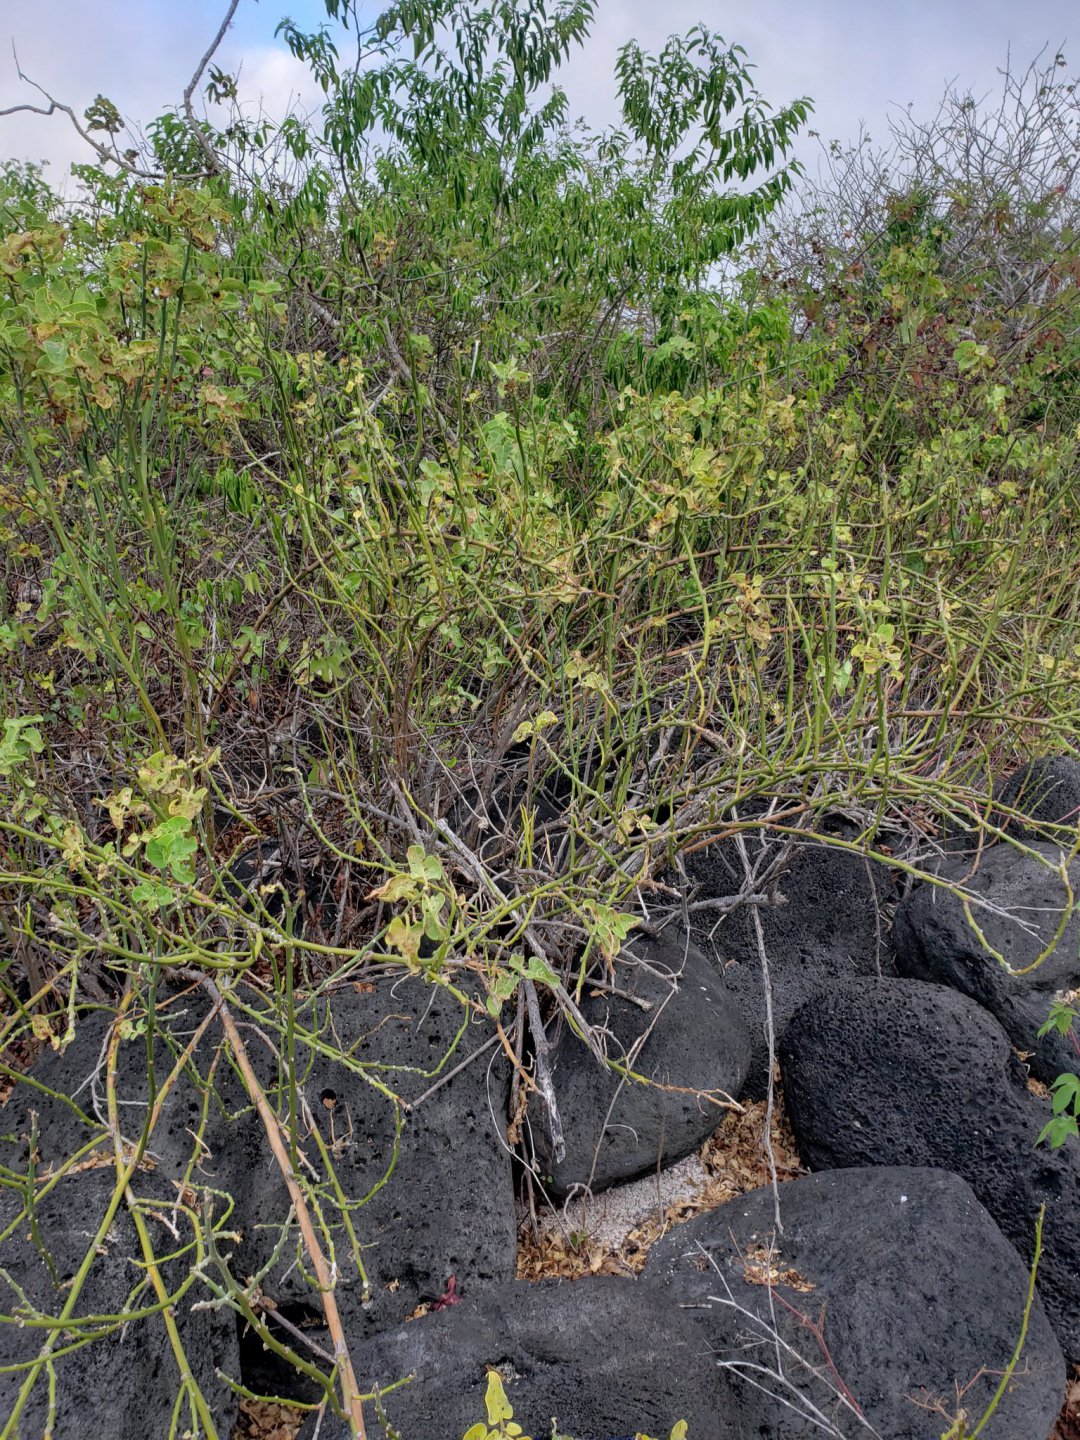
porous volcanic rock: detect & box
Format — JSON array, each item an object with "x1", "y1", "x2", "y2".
[
  {"x1": 685, "y1": 826, "x2": 896, "y2": 1095},
  {"x1": 296, "y1": 1276, "x2": 749, "y2": 1440},
  {"x1": 0, "y1": 1166, "x2": 239, "y2": 1440},
  {"x1": 780, "y1": 976, "x2": 1080, "y2": 1362},
  {"x1": 1, "y1": 975, "x2": 517, "y2": 1409},
  {"x1": 998, "y1": 755, "x2": 1080, "y2": 837},
  {"x1": 0, "y1": 996, "x2": 255, "y2": 1199},
  {"x1": 529, "y1": 932, "x2": 752, "y2": 1199},
  {"x1": 0, "y1": 1001, "x2": 249, "y2": 1432},
  {"x1": 892, "y1": 842, "x2": 1080, "y2": 1083},
  {"x1": 229, "y1": 972, "x2": 517, "y2": 1365},
  {"x1": 643, "y1": 1165, "x2": 1065, "y2": 1440}
]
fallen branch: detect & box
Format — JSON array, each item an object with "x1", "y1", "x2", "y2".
[
  {"x1": 523, "y1": 975, "x2": 565, "y2": 1164},
  {"x1": 734, "y1": 827, "x2": 786, "y2": 1235}
]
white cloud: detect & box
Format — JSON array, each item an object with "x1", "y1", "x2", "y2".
[
  {"x1": 1, "y1": 0, "x2": 1075, "y2": 185},
  {"x1": 230, "y1": 44, "x2": 325, "y2": 124},
  {"x1": 1, "y1": 3, "x2": 325, "y2": 182},
  {"x1": 556, "y1": 0, "x2": 1074, "y2": 173},
  {"x1": 3, "y1": 1, "x2": 208, "y2": 176}
]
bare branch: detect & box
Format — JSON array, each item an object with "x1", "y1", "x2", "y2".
[
  {"x1": 734, "y1": 824, "x2": 786, "y2": 1236},
  {"x1": 1, "y1": 42, "x2": 212, "y2": 182},
  {"x1": 202, "y1": 975, "x2": 369, "y2": 1439},
  {"x1": 182, "y1": 0, "x2": 244, "y2": 174}
]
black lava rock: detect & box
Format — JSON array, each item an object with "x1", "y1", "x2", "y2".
[
  {"x1": 780, "y1": 976, "x2": 1080, "y2": 1362},
  {"x1": 228, "y1": 973, "x2": 517, "y2": 1367},
  {"x1": 1, "y1": 974, "x2": 517, "y2": 1413},
  {"x1": 529, "y1": 932, "x2": 752, "y2": 1199},
  {"x1": 998, "y1": 755, "x2": 1080, "y2": 837},
  {"x1": 892, "y1": 842, "x2": 1080, "y2": 1083},
  {"x1": 686, "y1": 830, "x2": 896, "y2": 1096},
  {"x1": 643, "y1": 1165, "x2": 1065, "y2": 1440},
  {"x1": 297, "y1": 1276, "x2": 749, "y2": 1440},
  {"x1": 222, "y1": 836, "x2": 304, "y2": 929},
  {"x1": 0, "y1": 1167, "x2": 239, "y2": 1440}
]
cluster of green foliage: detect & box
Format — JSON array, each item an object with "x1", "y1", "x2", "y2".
[{"x1": 1, "y1": 3, "x2": 1080, "y2": 1436}]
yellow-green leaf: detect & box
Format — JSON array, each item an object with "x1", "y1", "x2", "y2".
[
  {"x1": 369, "y1": 872, "x2": 419, "y2": 903},
  {"x1": 484, "y1": 1372, "x2": 514, "y2": 1425},
  {"x1": 512, "y1": 710, "x2": 558, "y2": 743}
]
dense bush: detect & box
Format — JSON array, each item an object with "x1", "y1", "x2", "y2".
[{"x1": 1, "y1": 4, "x2": 1079, "y2": 1435}]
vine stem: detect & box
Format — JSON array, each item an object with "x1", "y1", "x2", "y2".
[{"x1": 201, "y1": 976, "x2": 368, "y2": 1440}]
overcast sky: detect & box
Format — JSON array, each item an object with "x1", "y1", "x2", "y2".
[{"x1": 2, "y1": 0, "x2": 1075, "y2": 184}]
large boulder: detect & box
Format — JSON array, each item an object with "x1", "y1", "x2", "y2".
[
  {"x1": 529, "y1": 933, "x2": 752, "y2": 1199},
  {"x1": 297, "y1": 1276, "x2": 750, "y2": 1440},
  {"x1": 227, "y1": 973, "x2": 517, "y2": 1373},
  {"x1": 780, "y1": 976, "x2": 1080, "y2": 1362},
  {"x1": 0, "y1": 1002, "x2": 247, "y2": 1428},
  {"x1": 643, "y1": 1166, "x2": 1065, "y2": 1440},
  {"x1": 1, "y1": 974, "x2": 517, "y2": 1411},
  {"x1": 0, "y1": 1176, "x2": 240, "y2": 1440},
  {"x1": 998, "y1": 756, "x2": 1080, "y2": 837},
  {"x1": 686, "y1": 827, "x2": 896, "y2": 1096},
  {"x1": 892, "y1": 842, "x2": 1080, "y2": 1083}
]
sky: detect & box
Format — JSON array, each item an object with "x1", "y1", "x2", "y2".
[{"x1": 1, "y1": 0, "x2": 1075, "y2": 184}]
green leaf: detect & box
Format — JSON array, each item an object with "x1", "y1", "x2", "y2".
[
  {"x1": 1050, "y1": 1073, "x2": 1080, "y2": 1116},
  {"x1": 952, "y1": 339, "x2": 987, "y2": 373},
  {"x1": 582, "y1": 901, "x2": 640, "y2": 961},
  {"x1": 512, "y1": 710, "x2": 559, "y2": 743},
  {"x1": 492, "y1": 970, "x2": 519, "y2": 1002},
  {"x1": 385, "y1": 913, "x2": 421, "y2": 962},
  {"x1": 0, "y1": 716, "x2": 46, "y2": 775},
  {"x1": 1038, "y1": 1002, "x2": 1078, "y2": 1039},
  {"x1": 421, "y1": 891, "x2": 448, "y2": 940},
  {"x1": 521, "y1": 956, "x2": 558, "y2": 987},
  {"x1": 407, "y1": 844, "x2": 445, "y2": 881},
  {"x1": 144, "y1": 816, "x2": 198, "y2": 883},
  {"x1": 132, "y1": 880, "x2": 173, "y2": 911},
  {"x1": 1038, "y1": 1115, "x2": 1080, "y2": 1148}
]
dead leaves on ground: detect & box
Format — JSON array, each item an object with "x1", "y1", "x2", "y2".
[
  {"x1": 233, "y1": 1399, "x2": 305, "y2": 1440},
  {"x1": 517, "y1": 1091, "x2": 803, "y2": 1281},
  {"x1": 1053, "y1": 1370, "x2": 1080, "y2": 1440}
]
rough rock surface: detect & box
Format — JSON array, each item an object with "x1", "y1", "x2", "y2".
[
  {"x1": 892, "y1": 842, "x2": 1080, "y2": 1082},
  {"x1": 780, "y1": 976, "x2": 1080, "y2": 1362},
  {"x1": 0, "y1": 1162, "x2": 239, "y2": 1440},
  {"x1": 644, "y1": 1165, "x2": 1064, "y2": 1440},
  {"x1": 228, "y1": 972, "x2": 517, "y2": 1367},
  {"x1": 0, "y1": 974, "x2": 517, "y2": 1413},
  {"x1": 0, "y1": 1002, "x2": 226, "y2": 1182},
  {"x1": 530, "y1": 932, "x2": 751, "y2": 1199},
  {"x1": 0, "y1": 1004, "x2": 246, "y2": 1435},
  {"x1": 685, "y1": 828, "x2": 896, "y2": 1096},
  {"x1": 998, "y1": 755, "x2": 1080, "y2": 836},
  {"x1": 296, "y1": 1276, "x2": 748, "y2": 1440}
]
